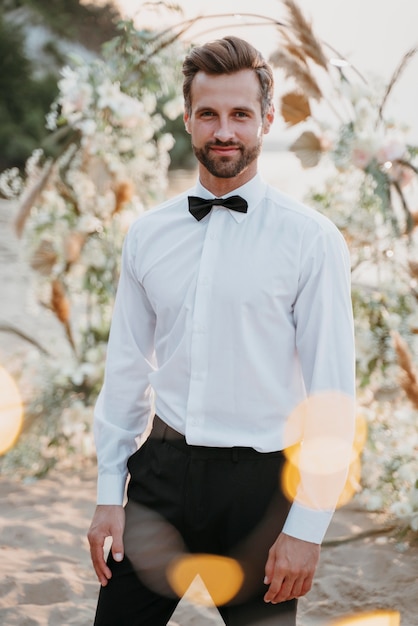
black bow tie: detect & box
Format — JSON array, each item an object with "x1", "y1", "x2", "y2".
[{"x1": 188, "y1": 195, "x2": 248, "y2": 221}]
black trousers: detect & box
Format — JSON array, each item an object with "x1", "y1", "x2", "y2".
[{"x1": 94, "y1": 416, "x2": 297, "y2": 626}]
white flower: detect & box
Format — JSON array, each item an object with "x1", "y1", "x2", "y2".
[
  {"x1": 0, "y1": 168, "x2": 23, "y2": 198},
  {"x1": 141, "y1": 92, "x2": 157, "y2": 114},
  {"x1": 376, "y1": 132, "x2": 407, "y2": 164},
  {"x1": 158, "y1": 132, "x2": 175, "y2": 153},
  {"x1": 77, "y1": 119, "x2": 97, "y2": 136},
  {"x1": 58, "y1": 67, "x2": 94, "y2": 119},
  {"x1": 350, "y1": 131, "x2": 382, "y2": 169},
  {"x1": 163, "y1": 96, "x2": 183, "y2": 121},
  {"x1": 118, "y1": 137, "x2": 134, "y2": 153},
  {"x1": 77, "y1": 215, "x2": 102, "y2": 234},
  {"x1": 390, "y1": 501, "x2": 413, "y2": 518},
  {"x1": 83, "y1": 238, "x2": 108, "y2": 269},
  {"x1": 397, "y1": 462, "x2": 417, "y2": 484},
  {"x1": 365, "y1": 493, "x2": 383, "y2": 511}
]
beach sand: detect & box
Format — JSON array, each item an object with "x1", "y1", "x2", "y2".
[
  {"x1": 1, "y1": 156, "x2": 417, "y2": 626},
  {"x1": 1, "y1": 468, "x2": 417, "y2": 626}
]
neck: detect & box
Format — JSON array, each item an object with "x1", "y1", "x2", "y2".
[{"x1": 198, "y1": 164, "x2": 258, "y2": 197}]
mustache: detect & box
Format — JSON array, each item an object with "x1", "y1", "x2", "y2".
[{"x1": 206, "y1": 140, "x2": 243, "y2": 148}]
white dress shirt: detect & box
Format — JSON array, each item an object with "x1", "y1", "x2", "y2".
[{"x1": 94, "y1": 173, "x2": 356, "y2": 543}]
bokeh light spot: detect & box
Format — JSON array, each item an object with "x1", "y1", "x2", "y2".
[
  {"x1": 0, "y1": 366, "x2": 24, "y2": 455},
  {"x1": 167, "y1": 553, "x2": 244, "y2": 606},
  {"x1": 331, "y1": 609, "x2": 400, "y2": 626},
  {"x1": 281, "y1": 392, "x2": 365, "y2": 510},
  {"x1": 281, "y1": 454, "x2": 361, "y2": 509}
]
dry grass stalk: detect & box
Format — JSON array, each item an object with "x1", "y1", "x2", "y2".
[
  {"x1": 50, "y1": 278, "x2": 76, "y2": 353},
  {"x1": 270, "y1": 49, "x2": 322, "y2": 100},
  {"x1": 51, "y1": 279, "x2": 70, "y2": 324},
  {"x1": 408, "y1": 259, "x2": 418, "y2": 280},
  {"x1": 64, "y1": 232, "x2": 86, "y2": 266},
  {"x1": 15, "y1": 161, "x2": 54, "y2": 238},
  {"x1": 283, "y1": 0, "x2": 328, "y2": 70},
  {"x1": 392, "y1": 330, "x2": 418, "y2": 409},
  {"x1": 379, "y1": 46, "x2": 418, "y2": 120},
  {"x1": 410, "y1": 212, "x2": 418, "y2": 230},
  {"x1": 113, "y1": 180, "x2": 134, "y2": 215},
  {"x1": 280, "y1": 29, "x2": 309, "y2": 65}
]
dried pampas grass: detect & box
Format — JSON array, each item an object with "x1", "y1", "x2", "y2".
[
  {"x1": 392, "y1": 330, "x2": 418, "y2": 410},
  {"x1": 64, "y1": 232, "x2": 86, "y2": 266},
  {"x1": 269, "y1": 49, "x2": 322, "y2": 100},
  {"x1": 51, "y1": 279, "x2": 76, "y2": 353},
  {"x1": 15, "y1": 161, "x2": 54, "y2": 238},
  {"x1": 113, "y1": 180, "x2": 134, "y2": 215},
  {"x1": 282, "y1": 0, "x2": 328, "y2": 70}
]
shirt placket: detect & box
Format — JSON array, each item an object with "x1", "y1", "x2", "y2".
[{"x1": 185, "y1": 209, "x2": 220, "y2": 441}]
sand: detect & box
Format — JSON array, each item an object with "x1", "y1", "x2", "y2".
[
  {"x1": 1, "y1": 160, "x2": 417, "y2": 626},
  {"x1": 0, "y1": 468, "x2": 417, "y2": 626}
]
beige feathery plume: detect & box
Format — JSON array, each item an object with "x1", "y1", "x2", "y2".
[
  {"x1": 408, "y1": 259, "x2": 418, "y2": 280},
  {"x1": 64, "y1": 232, "x2": 86, "y2": 266},
  {"x1": 113, "y1": 180, "x2": 134, "y2": 215},
  {"x1": 269, "y1": 49, "x2": 322, "y2": 100},
  {"x1": 410, "y1": 212, "x2": 418, "y2": 230},
  {"x1": 15, "y1": 160, "x2": 54, "y2": 237},
  {"x1": 392, "y1": 330, "x2": 418, "y2": 409},
  {"x1": 51, "y1": 278, "x2": 76, "y2": 353},
  {"x1": 283, "y1": 0, "x2": 329, "y2": 70}
]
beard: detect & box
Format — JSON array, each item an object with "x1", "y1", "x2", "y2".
[{"x1": 192, "y1": 139, "x2": 262, "y2": 178}]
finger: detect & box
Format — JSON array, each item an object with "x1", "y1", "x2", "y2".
[
  {"x1": 264, "y1": 569, "x2": 286, "y2": 603},
  {"x1": 111, "y1": 532, "x2": 125, "y2": 563},
  {"x1": 90, "y1": 541, "x2": 112, "y2": 586},
  {"x1": 269, "y1": 576, "x2": 295, "y2": 603},
  {"x1": 288, "y1": 576, "x2": 305, "y2": 600},
  {"x1": 263, "y1": 546, "x2": 276, "y2": 586}
]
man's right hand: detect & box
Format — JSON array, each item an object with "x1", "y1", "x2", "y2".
[{"x1": 87, "y1": 504, "x2": 125, "y2": 586}]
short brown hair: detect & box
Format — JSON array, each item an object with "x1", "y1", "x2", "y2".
[{"x1": 182, "y1": 36, "x2": 274, "y2": 118}]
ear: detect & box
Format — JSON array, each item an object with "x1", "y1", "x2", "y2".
[
  {"x1": 183, "y1": 111, "x2": 191, "y2": 134},
  {"x1": 263, "y1": 103, "x2": 275, "y2": 135}
]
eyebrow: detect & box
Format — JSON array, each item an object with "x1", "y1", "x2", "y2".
[{"x1": 194, "y1": 105, "x2": 256, "y2": 114}]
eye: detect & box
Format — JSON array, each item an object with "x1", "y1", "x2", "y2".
[
  {"x1": 200, "y1": 111, "x2": 215, "y2": 118},
  {"x1": 234, "y1": 111, "x2": 250, "y2": 119}
]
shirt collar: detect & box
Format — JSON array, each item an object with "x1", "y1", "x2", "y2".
[{"x1": 193, "y1": 174, "x2": 266, "y2": 223}]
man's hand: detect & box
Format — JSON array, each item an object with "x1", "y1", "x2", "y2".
[
  {"x1": 87, "y1": 505, "x2": 125, "y2": 586},
  {"x1": 263, "y1": 532, "x2": 320, "y2": 603}
]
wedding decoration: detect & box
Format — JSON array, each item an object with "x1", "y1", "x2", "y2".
[
  {"x1": 0, "y1": 18, "x2": 185, "y2": 476},
  {"x1": 269, "y1": 0, "x2": 418, "y2": 536},
  {"x1": 0, "y1": 1, "x2": 416, "y2": 537}
]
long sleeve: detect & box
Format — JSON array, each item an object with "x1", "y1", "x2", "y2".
[
  {"x1": 94, "y1": 228, "x2": 157, "y2": 505},
  {"x1": 282, "y1": 220, "x2": 356, "y2": 543}
]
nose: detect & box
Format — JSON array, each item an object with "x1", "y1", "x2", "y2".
[{"x1": 213, "y1": 116, "x2": 234, "y2": 142}]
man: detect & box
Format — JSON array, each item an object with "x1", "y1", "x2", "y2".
[{"x1": 88, "y1": 36, "x2": 356, "y2": 625}]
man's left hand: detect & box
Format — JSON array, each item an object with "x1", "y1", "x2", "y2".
[{"x1": 263, "y1": 532, "x2": 320, "y2": 603}]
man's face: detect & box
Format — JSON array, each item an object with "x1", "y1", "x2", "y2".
[{"x1": 184, "y1": 69, "x2": 273, "y2": 184}]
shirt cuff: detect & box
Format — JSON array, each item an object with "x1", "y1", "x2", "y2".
[
  {"x1": 282, "y1": 501, "x2": 334, "y2": 544},
  {"x1": 96, "y1": 473, "x2": 127, "y2": 505}
]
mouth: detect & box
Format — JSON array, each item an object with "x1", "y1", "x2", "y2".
[{"x1": 209, "y1": 145, "x2": 241, "y2": 157}]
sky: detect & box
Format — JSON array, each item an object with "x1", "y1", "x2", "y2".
[{"x1": 113, "y1": 0, "x2": 418, "y2": 140}]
